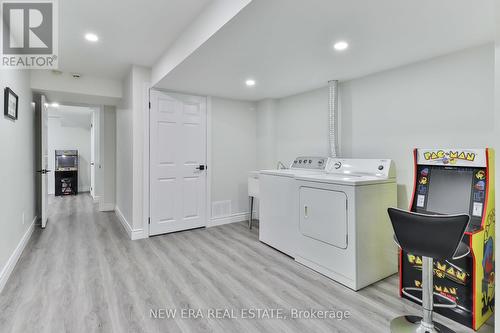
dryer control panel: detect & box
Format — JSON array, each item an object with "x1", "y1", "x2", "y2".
[
  {"x1": 291, "y1": 156, "x2": 327, "y2": 170},
  {"x1": 325, "y1": 158, "x2": 395, "y2": 178}
]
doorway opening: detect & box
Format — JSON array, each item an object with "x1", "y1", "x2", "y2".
[
  {"x1": 34, "y1": 93, "x2": 114, "y2": 228},
  {"x1": 47, "y1": 105, "x2": 94, "y2": 198}
]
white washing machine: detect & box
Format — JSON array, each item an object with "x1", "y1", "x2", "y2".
[
  {"x1": 294, "y1": 158, "x2": 398, "y2": 290},
  {"x1": 259, "y1": 157, "x2": 327, "y2": 257}
]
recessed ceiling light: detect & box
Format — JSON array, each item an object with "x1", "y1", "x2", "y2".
[
  {"x1": 85, "y1": 33, "x2": 99, "y2": 42},
  {"x1": 245, "y1": 79, "x2": 256, "y2": 87},
  {"x1": 51, "y1": 102, "x2": 59, "y2": 107},
  {"x1": 333, "y1": 41, "x2": 349, "y2": 51}
]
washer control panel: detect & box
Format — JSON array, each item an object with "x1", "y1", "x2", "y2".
[{"x1": 291, "y1": 157, "x2": 327, "y2": 170}]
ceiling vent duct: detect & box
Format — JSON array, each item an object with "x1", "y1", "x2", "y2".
[{"x1": 328, "y1": 80, "x2": 339, "y2": 157}]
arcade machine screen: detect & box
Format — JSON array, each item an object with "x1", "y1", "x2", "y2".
[
  {"x1": 426, "y1": 168, "x2": 473, "y2": 216},
  {"x1": 57, "y1": 156, "x2": 77, "y2": 169}
]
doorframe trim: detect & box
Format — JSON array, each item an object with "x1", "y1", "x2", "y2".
[
  {"x1": 142, "y1": 83, "x2": 151, "y2": 238},
  {"x1": 206, "y1": 96, "x2": 213, "y2": 228},
  {"x1": 145, "y1": 89, "x2": 211, "y2": 237}
]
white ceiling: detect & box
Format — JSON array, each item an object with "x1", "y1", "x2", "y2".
[
  {"x1": 155, "y1": 0, "x2": 495, "y2": 101},
  {"x1": 48, "y1": 105, "x2": 93, "y2": 128},
  {"x1": 58, "y1": 0, "x2": 211, "y2": 79}
]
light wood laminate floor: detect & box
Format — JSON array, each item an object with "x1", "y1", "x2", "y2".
[{"x1": 0, "y1": 194, "x2": 494, "y2": 333}]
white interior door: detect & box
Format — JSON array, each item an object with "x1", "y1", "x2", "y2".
[
  {"x1": 149, "y1": 90, "x2": 207, "y2": 235},
  {"x1": 36, "y1": 95, "x2": 49, "y2": 228}
]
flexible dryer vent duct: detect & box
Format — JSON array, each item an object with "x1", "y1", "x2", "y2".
[{"x1": 328, "y1": 80, "x2": 339, "y2": 157}]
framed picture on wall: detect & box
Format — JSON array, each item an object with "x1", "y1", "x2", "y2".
[{"x1": 4, "y1": 87, "x2": 18, "y2": 120}]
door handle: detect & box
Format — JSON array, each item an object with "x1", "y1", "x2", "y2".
[
  {"x1": 90, "y1": 162, "x2": 94, "y2": 166},
  {"x1": 36, "y1": 169, "x2": 51, "y2": 174},
  {"x1": 304, "y1": 205, "x2": 308, "y2": 218},
  {"x1": 195, "y1": 165, "x2": 206, "y2": 171}
]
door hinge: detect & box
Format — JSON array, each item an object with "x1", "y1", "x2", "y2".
[
  {"x1": 148, "y1": 217, "x2": 151, "y2": 225},
  {"x1": 148, "y1": 102, "x2": 151, "y2": 109}
]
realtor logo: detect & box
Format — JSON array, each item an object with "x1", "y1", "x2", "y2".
[{"x1": 1, "y1": 0, "x2": 58, "y2": 68}]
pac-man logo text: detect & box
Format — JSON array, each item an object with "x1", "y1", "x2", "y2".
[{"x1": 423, "y1": 150, "x2": 475, "y2": 162}]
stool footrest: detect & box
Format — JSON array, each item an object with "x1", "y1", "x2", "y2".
[
  {"x1": 402, "y1": 287, "x2": 457, "y2": 309},
  {"x1": 391, "y1": 315, "x2": 456, "y2": 333}
]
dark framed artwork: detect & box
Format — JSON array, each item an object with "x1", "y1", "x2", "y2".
[{"x1": 4, "y1": 87, "x2": 18, "y2": 120}]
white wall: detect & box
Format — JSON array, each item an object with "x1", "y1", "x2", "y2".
[
  {"x1": 255, "y1": 87, "x2": 330, "y2": 170},
  {"x1": 91, "y1": 108, "x2": 103, "y2": 201},
  {"x1": 256, "y1": 99, "x2": 276, "y2": 170},
  {"x1": 115, "y1": 65, "x2": 151, "y2": 234},
  {"x1": 47, "y1": 117, "x2": 91, "y2": 194},
  {"x1": 341, "y1": 44, "x2": 494, "y2": 206},
  {"x1": 0, "y1": 69, "x2": 36, "y2": 291},
  {"x1": 211, "y1": 97, "x2": 257, "y2": 216},
  {"x1": 260, "y1": 44, "x2": 494, "y2": 208},
  {"x1": 116, "y1": 70, "x2": 134, "y2": 225},
  {"x1": 100, "y1": 106, "x2": 116, "y2": 211},
  {"x1": 131, "y1": 66, "x2": 151, "y2": 232},
  {"x1": 31, "y1": 70, "x2": 122, "y2": 106},
  {"x1": 275, "y1": 87, "x2": 329, "y2": 166}
]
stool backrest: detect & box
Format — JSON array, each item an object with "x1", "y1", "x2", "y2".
[{"x1": 387, "y1": 208, "x2": 469, "y2": 260}]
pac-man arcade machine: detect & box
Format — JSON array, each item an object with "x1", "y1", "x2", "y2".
[{"x1": 400, "y1": 148, "x2": 494, "y2": 330}]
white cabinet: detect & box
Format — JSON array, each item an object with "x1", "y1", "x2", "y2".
[{"x1": 259, "y1": 173, "x2": 298, "y2": 257}]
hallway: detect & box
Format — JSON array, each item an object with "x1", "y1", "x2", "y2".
[{"x1": 0, "y1": 195, "x2": 492, "y2": 333}]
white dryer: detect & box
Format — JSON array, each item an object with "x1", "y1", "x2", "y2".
[
  {"x1": 294, "y1": 158, "x2": 398, "y2": 290},
  {"x1": 259, "y1": 157, "x2": 327, "y2": 257}
]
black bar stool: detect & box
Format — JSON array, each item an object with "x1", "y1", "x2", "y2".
[{"x1": 387, "y1": 208, "x2": 470, "y2": 333}]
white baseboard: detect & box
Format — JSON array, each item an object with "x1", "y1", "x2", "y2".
[
  {"x1": 130, "y1": 229, "x2": 147, "y2": 240},
  {"x1": 99, "y1": 202, "x2": 115, "y2": 212},
  {"x1": 80, "y1": 185, "x2": 91, "y2": 192},
  {"x1": 0, "y1": 216, "x2": 37, "y2": 293},
  {"x1": 114, "y1": 206, "x2": 147, "y2": 240},
  {"x1": 208, "y1": 212, "x2": 250, "y2": 227},
  {"x1": 49, "y1": 187, "x2": 90, "y2": 195}
]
